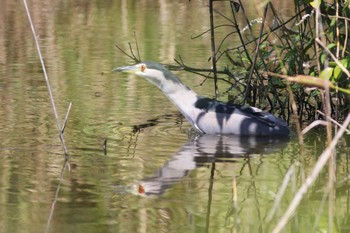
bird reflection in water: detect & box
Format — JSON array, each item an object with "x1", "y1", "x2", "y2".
[{"x1": 114, "y1": 134, "x2": 289, "y2": 197}]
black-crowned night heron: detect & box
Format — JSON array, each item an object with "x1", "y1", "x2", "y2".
[{"x1": 113, "y1": 61, "x2": 290, "y2": 136}]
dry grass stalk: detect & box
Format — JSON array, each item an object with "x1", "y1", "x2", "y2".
[{"x1": 271, "y1": 113, "x2": 350, "y2": 233}]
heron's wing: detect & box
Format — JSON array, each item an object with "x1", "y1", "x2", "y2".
[{"x1": 194, "y1": 97, "x2": 280, "y2": 127}]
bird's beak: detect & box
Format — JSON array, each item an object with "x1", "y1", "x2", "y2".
[{"x1": 112, "y1": 65, "x2": 138, "y2": 73}]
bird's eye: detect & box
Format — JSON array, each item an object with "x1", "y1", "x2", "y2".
[{"x1": 140, "y1": 64, "x2": 147, "y2": 72}]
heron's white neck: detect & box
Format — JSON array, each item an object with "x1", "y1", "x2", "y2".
[
  {"x1": 165, "y1": 83, "x2": 199, "y2": 106},
  {"x1": 160, "y1": 79, "x2": 200, "y2": 127},
  {"x1": 143, "y1": 70, "x2": 201, "y2": 126},
  {"x1": 143, "y1": 70, "x2": 199, "y2": 104}
]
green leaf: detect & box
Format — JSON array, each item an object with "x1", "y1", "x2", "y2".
[
  {"x1": 341, "y1": 58, "x2": 349, "y2": 68},
  {"x1": 329, "y1": 61, "x2": 337, "y2": 67},
  {"x1": 311, "y1": 89, "x2": 320, "y2": 97},
  {"x1": 330, "y1": 18, "x2": 336, "y2": 28},
  {"x1": 333, "y1": 65, "x2": 342, "y2": 81},
  {"x1": 310, "y1": 0, "x2": 321, "y2": 8},
  {"x1": 327, "y1": 43, "x2": 336, "y2": 50},
  {"x1": 320, "y1": 67, "x2": 334, "y2": 80},
  {"x1": 333, "y1": 58, "x2": 349, "y2": 81}
]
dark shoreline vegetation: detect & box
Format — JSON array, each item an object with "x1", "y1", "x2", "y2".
[{"x1": 193, "y1": 0, "x2": 350, "y2": 121}]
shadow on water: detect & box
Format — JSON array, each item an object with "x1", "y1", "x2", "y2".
[{"x1": 114, "y1": 133, "x2": 290, "y2": 197}]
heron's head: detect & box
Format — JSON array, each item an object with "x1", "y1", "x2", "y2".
[{"x1": 113, "y1": 61, "x2": 183, "y2": 89}]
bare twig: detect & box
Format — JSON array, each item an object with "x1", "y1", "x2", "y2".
[
  {"x1": 315, "y1": 38, "x2": 350, "y2": 78},
  {"x1": 229, "y1": 7, "x2": 307, "y2": 51},
  {"x1": 191, "y1": 24, "x2": 236, "y2": 40},
  {"x1": 301, "y1": 120, "x2": 328, "y2": 135},
  {"x1": 62, "y1": 102, "x2": 72, "y2": 134},
  {"x1": 172, "y1": 58, "x2": 243, "y2": 91},
  {"x1": 214, "y1": 31, "x2": 237, "y2": 60},
  {"x1": 271, "y1": 113, "x2": 350, "y2": 233},
  {"x1": 317, "y1": 110, "x2": 350, "y2": 134}
]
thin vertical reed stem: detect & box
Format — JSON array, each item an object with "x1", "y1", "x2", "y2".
[
  {"x1": 209, "y1": 0, "x2": 219, "y2": 99},
  {"x1": 23, "y1": 0, "x2": 69, "y2": 156}
]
